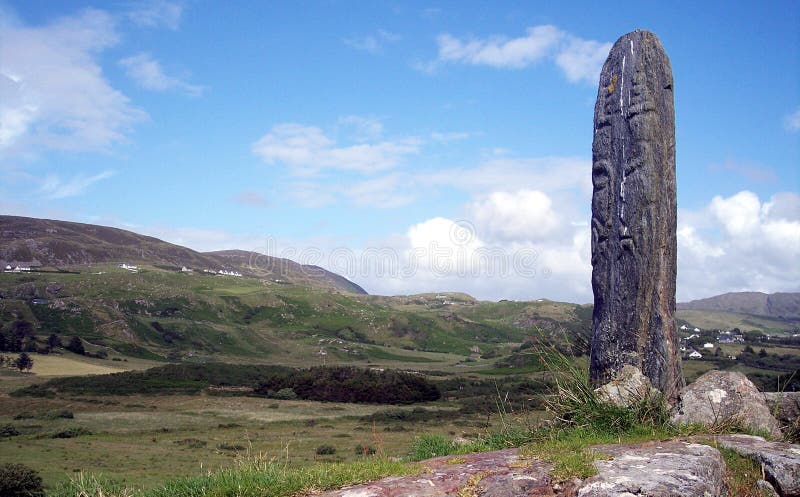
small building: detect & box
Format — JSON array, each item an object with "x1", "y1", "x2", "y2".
[
  {"x1": 688, "y1": 350, "x2": 702, "y2": 359},
  {"x1": 4, "y1": 265, "x2": 11, "y2": 272},
  {"x1": 703, "y1": 343, "x2": 714, "y2": 349},
  {"x1": 694, "y1": 327, "x2": 701, "y2": 332},
  {"x1": 181, "y1": 266, "x2": 192, "y2": 272}
]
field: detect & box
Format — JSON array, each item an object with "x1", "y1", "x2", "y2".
[
  {"x1": 1, "y1": 371, "x2": 493, "y2": 491},
  {"x1": 1, "y1": 267, "x2": 798, "y2": 494}
]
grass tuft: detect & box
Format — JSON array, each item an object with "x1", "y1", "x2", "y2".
[{"x1": 50, "y1": 455, "x2": 417, "y2": 497}]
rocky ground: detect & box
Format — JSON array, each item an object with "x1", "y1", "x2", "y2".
[{"x1": 313, "y1": 435, "x2": 799, "y2": 497}]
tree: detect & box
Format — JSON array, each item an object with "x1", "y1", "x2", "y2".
[
  {"x1": 0, "y1": 331, "x2": 7, "y2": 352},
  {"x1": 13, "y1": 353, "x2": 33, "y2": 373},
  {"x1": 0, "y1": 463, "x2": 45, "y2": 497},
  {"x1": 65, "y1": 336, "x2": 85, "y2": 355},
  {"x1": 10, "y1": 320, "x2": 34, "y2": 339},
  {"x1": 759, "y1": 348, "x2": 768, "y2": 358},
  {"x1": 47, "y1": 334, "x2": 62, "y2": 350}
]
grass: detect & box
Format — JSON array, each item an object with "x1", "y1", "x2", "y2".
[
  {"x1": 718, "y1": 447, "x2": 775, "y2": 497},
  {"x1": 25, "y1": 353, "x2": 156, "y2": 377},
  {"x1": 51, "y1": 455, "x2": 418, "y2": 497}
]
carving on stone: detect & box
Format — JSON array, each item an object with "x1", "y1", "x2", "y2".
[{"x1": 589, "y1": 30, "x2": 683, "y2": 402}]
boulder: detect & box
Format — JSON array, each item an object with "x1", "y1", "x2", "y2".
[
  {"x1": 577, "y1": 441, "x2": 726, "y2": 496},
  {"x1": 671, "y1": 370, "x2": 782, "y2": 439},
  {"x1": 595, "y1": 365, "x2": 659, "y2": 407},
  {"x1": 763, "y1": 392, "x2": 800, "y2": 437},
  {"x1": 314, "y1": 449, "x2": 555, "y2": 497},
  {"x1": 714, "y1": 434, "x2": 800, "y2": 497}
]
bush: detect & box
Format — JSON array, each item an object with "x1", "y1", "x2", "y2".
[
  {"x1": 272, "y1": 387, "x2": 297, "y2": 400},
  {"x1": 0, "y1": 424, "x2": 20, "y2": 437},
  {"x1": 355, "y1": 444, "x2": 376, "y2": 455},
  {"x1": 409, "y1": 434, "x2": 456, "y2": 461},
  {"x1": 0, "y1": 463, "x2": 44, "y2": 497},
  {"x1": 65, "y1": 336, "x2": 85, "y2": 355},
  {"x1": 47, "y1": 409, "x2": 74, "y2": 419},
  {"x1": 174, "y1": 438, "x2": 207, "y2": 449},
  {"x1": 51, "y1": 427, "x2": 92, "y2": 438},
  {"x1": 315, "y1": 444, "x2": 336, "y2": 455},
  {"x1": 254, "y1": 366, "x2": 441, "y2": 404},
  {"x1": 13, "y1": 353, "x2": 33, "y2": 372},
  {"x1": 217, "y1": 443, "x2": 246, "y2": 451}
]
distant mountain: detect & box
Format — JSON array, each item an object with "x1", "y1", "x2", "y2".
[
  {"x1": 678, "y1": 292, "x2": 800, "y2": 320},
  {"x1": 0, "y1": 215, "x2": 366, "y2": 294},
  {"x1": 206, "y1": 250, "x2": 366, "y2": 294}
]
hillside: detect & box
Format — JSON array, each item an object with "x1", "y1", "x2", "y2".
[
  {"x1": 0, "y1": 263, "x2": 591, "y2": 366},
  {"x1": 0, "y1": 215, "x2": 364, "y2": 294},
  {"x1": 678, "y1": 291, "x2": 800, "y2": 320}
]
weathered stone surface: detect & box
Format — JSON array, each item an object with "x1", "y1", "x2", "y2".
[
  {"x1": 763, "y1": 392, "x2": 800, "y2": 436},
  {"x1": 715, "y1": 434, "x2": 800, "y2": 497},
  {"x1": 595, "y1": 364, "x2": 658, "y2": 407},
  {"x1": 589, "y1": 30, "x2": 683, "y2": 402},
  {"x1": 671, "y1": 370, "x2": 782, "y2": 439},
  {"x1": 314, "y1": 449, "x2": 555, "y2": 496},
  {"x1": 577, "y1": 441, "x2": 726, "y2": 497}
]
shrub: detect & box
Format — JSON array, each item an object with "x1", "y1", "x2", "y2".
[
  {"x1": 174, "y1": 438, "x2": 207, "y2": 449},
  {"x1": 0, "y1": 424, "x2": 20, "y2": 437},
  {"x1": 409, "y1": 434, "x2": 456, "y2": 461},
  {"x1": 51, "y1": 427, "x2": 92, "y2": 439},
  {"x1": 315, "y1": 444, "x2": 336, "y2": 455},
  {"x1": 272, "y1": 388, "x2": 297, "y2": 400},
  {"x1": 65, "y1": 336, "x2": 85, "y2": 355},
  {"x1": 13, "y1": 352, "x2": 33, "y2": 372},
  {"x1": 0, "y1": 463, "x2": 44, "y2": 497},
  {"x1": 355, "y1": 444, "x2": 376, "y2": 455},
  {"x1": 47, "y1": 409, "x2": 74, "y2": 419},
  {"x1": 217, "y1": 442, "x2": 246, "y2": 451}
]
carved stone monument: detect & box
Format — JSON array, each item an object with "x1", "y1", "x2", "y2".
[{"x1": 589, "y1": 30, "x2": 683, "y2": 402}]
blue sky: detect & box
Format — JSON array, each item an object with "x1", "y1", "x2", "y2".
[{"x1": 1, "y1": 0, "x2": 798, "y2": 303}]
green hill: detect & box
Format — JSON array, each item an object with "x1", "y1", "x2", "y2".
[{"x1": 0, "y1": 215, "x2": 366, "y2": 294}]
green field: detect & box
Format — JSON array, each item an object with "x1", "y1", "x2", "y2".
[{"x1": 2, "y1": 266, "x2": 798, "y2": 494}]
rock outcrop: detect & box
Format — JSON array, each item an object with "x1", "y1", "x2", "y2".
[
  {"x1": 594, "y1": 365, "x2": 658, "y2": 407},
  {"x1": 714, "y1": 434, "x2": 800, "y2": 497},
  {"x1": 589, "y1": 29, "x2": 683, "y2": 402},
  {"x1": 312, "y1": 438, "x2": 800, "y2": 496},
  {"x1": 315, "y1": 449, "x2": 556, "y2": 497},
  {"x1": 671, "y1": 370, "x2": 782, "y2": 439},
  {"x1": 763, "y1": 391, "x2": 800, "y2": 437},
  {"x1": 578, "y1": 441, "x2": 727, "y2": 497}
]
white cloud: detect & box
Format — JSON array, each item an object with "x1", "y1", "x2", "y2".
[
  {"x1": 0, "y1": 8, "x2": 145, "y2": 154},
  {"x1": 344, "y1": 30, "x2": 400, "y2": 54},
  {"x1": 709, "y1": 191, "x2": 762, "y2": 237},
  {"x1": 556, "y1": 37, "x2": 613, "y2": 83},
  {"x1": 429, "y1": 24, "x2": 610, "y2": 83},
  {"x1": 252, "y1": 123, "x2": 420, "y2": 174},
  {"x1": 466, "y1": 190, "x2": 562, "y2": 242},
  {"x1": 437, "y1": 25, "x2": 562, "y2": 68},
  {"x1": 119, "y1": 52, "x2": 204, "y2": 96},
  {"x1": 427, "y1": 156, "x2": 592, "y2": 196},
  {"x1": 678, "y1": 191, "x2": 800, "y2": 300},
  {"x1": 430, "y1": 131, "x2": 472, "y2": 143},
  {"x1": 40, "y1": 170, "x2": 115, "y2": 199},
  {"x1": 338, "y1": 115, "x2": 384, "y2": 141},
  {"x1": 349, "y1": 174, "x2": 417, "y2": 208},
  {"x1": 232, "y1": 189, "x2": 270, "y2": 207},
  {"x1": 127, "y1": 0, "x2": 183, "y2": 30},
  {"x1": 785, "y1": 107, "x2": 800, "y2": 132}
]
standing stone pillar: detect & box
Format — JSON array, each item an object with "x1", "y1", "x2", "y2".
[{"x1": 589, "y1": 30, "x2": 683, "y2": 402}]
